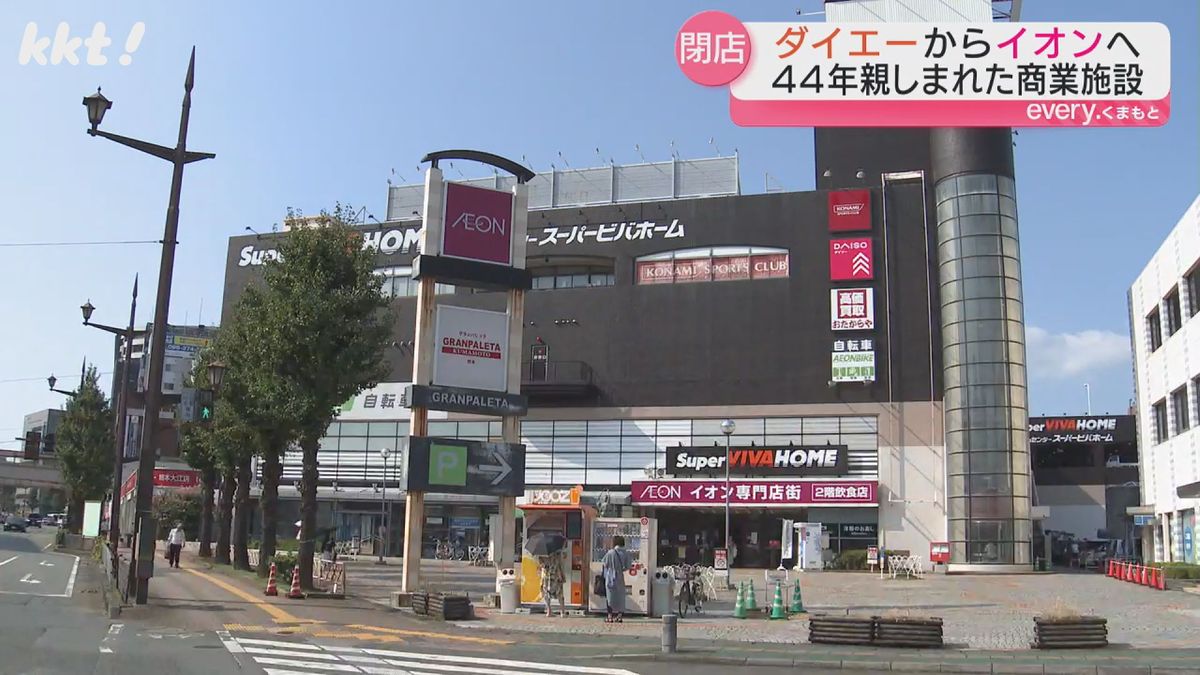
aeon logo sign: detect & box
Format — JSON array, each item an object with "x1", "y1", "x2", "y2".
[{"x1": 442, "y1": 182, "x2": 515, "y2": 265}]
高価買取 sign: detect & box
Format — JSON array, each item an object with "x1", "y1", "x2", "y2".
[{"x1": 831, "y1": 288, "x2": 875, "y2": 330}]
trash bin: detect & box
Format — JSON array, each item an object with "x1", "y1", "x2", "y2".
[
  {"x1": 498, "y1": 568, "x2": 519, "y2": 614},
  {"x1": 650, "y1": 570, "x2": 675, "y2": 617}
]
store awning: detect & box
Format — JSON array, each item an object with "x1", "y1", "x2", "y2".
[{"x1": 1177, "y1": 481, "x2": 1200, "y2": 499}]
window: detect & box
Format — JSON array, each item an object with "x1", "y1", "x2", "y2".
[
  {"x1": 1148, "y1": 308, "x2": 1163, "y2": 351},
  {"x1": 1165, "y1": 288, "x2": 1183, "y2": 335},
  {"x1": 1189, "y1": 268, "x2": 1200, "y2": 317},
  {"x1": 635, "y1": 246, "x2": 789, "y2": 285},
  {"x1": 1153, "y1": 399, "x2": 1169, "y2": 443},
  {"x1": 528, "y1": 266, "x2": 615, "y2": 291},
  {"x1": 376, "y1": 266, "x2": 453, "y2": 298},
  {"x1": 1173, "y1": 386, "x2": 1191, "y2": 435}
]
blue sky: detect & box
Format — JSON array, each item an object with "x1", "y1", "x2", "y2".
[{"x1": 0, "y1": 1, "x2": 1195, "y2": 447}]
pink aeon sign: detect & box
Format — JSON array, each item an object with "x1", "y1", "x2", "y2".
[
  {"x1": 442, "y1": 182, "x2": 515, "y2": 265},
  {"x1": 630, "y1": 480, "x2": 877, "y2": 506},
  {"x1": 830, "y1": 237, "x2": 873, "y2": 281}
]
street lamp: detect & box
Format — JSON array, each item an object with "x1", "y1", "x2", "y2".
[
  {"x1": 720, "y1": 419, "x2": 736, "y2": 586},
  {"x1": 48, "y1": 358, "x2": 87, "y2": 397},
  {"x1": 83, "y1": 48, "x2": 216, "y2": 606},
  {"x1": 79, "y1": 280, "x2": 144, "y2": 560},
  {"x1": 207, "y1": 360, "x2": 226, "y2": 390},
  {"x1": 378, "y1": 447, "x2": 391, "y2": 565}
]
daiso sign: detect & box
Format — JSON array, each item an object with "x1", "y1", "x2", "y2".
[{"x1": 442, "y1": 182, "x2": 515, "y2": 265}]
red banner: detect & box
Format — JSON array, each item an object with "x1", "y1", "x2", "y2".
[
  {"x1": 673, "y1": 257, "x2": 712, "y2": 283},
  {"x1": 637, "y1": 260, "x2": 675, "y2": 284},
  {"x1": 830, "y1": 237, "x2": 873, "y2": 281},
  {"x1": 751, "y1": 253, "x2": 789, "y2": 279},
  {"x1": 828, "y1": 190, "x2": 872, "y2": 232},
  {"x1": 121, "y1": 468, "x2": 202, "y2": 499},
  {"x1": 630, "y1": 480, "x2": 876, "y2": 506},
  {"x1": 711, "y1": 255, "x2": 750, "y2": 281}
]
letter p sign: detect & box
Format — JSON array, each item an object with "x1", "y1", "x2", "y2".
[{"x1": 429, "y1": 443, "x2": 468, "y2": 487}]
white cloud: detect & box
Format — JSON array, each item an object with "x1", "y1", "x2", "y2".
[{"x1": 1025, "y1": 326, "x2": 1130, "y2": 379}]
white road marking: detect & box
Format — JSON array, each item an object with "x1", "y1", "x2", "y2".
[
  {"x1": 0, "y1": 556, "x2": 16, "y2": 567},
  {"x1": 264, "y1": 670, "x2": 334, "y2": 675},
  {"x1": 62, "y1": 554, "x2": 79, "y2": 597},
  {"x1": 243, "y1": 647, "x2": 342, "y2": 661},
  {"x1": 360, "y1": 647, "x2": 641, "y2": 674},
  {"x1": 236, "y1": 637, "x2": 321, "y2": 651},
  {"x1": 19, "y1": 573, "x2": 40, "y2": 584},
  {"x1": 42, "y1": 543, "x2": 54, "y2": 551},
  {"x1": 99, "y1": 623, "x2": 124, "y2": 654},
  {"x1": 251, "y1": 656, "x2": 360, "y2": 672},
  {"x1": 38, "y1": 561, "x2": 54, "y2": 567},
  {"x1": 352, "y1": 655, "x2": 545, "y2": 675}
]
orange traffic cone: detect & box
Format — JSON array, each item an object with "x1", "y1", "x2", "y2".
[
  {"x1": 264, "y1": 562, "x2": 278, "y2": 596},
  {"x1": 287, "y1": 565, "x2": 304, "y2": 599}
]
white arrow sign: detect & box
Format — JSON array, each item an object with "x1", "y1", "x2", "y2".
[
  {"x1": 38, "y1": 561, "x2": 54, "y2": 567},
  {"x1": 467, "y1": 447, "x2": 513, "y2": 486},
  {"x1": 19, "y1": 573, "x2": 40, "y2": 584},
  {"x1": 851, "y1": 252, "x2": 871, "y2": 276}
]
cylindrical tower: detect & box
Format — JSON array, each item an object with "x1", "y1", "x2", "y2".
[{"x1": 932, "y1": 128, "x2": 1032, "y2": 569}]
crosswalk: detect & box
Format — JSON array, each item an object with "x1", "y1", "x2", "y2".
[{"x1": 217, "y1": 634, "x2": 642, "y2": 675}]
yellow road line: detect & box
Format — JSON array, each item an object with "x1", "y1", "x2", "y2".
[
  {"x1": 345, "y1": 623, "x2": 512, "y2": 646},
  {"x1": 185, "y1": 568, "x2": 304, "y2": 624}
]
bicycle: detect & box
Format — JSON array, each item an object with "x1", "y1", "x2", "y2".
[
  {"x1": 435, "y1": 539, "x2": 465, "y2": 561},
  {"x1": 674, "y1": 563, "x2": 707, "y2": 617},
  {"x1": 468, "y1": 546, "x2": 492, "y2": 567}
]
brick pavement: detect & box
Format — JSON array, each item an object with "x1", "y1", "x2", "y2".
[{"x1": 463, "y1": 570, "x2": 1200, "y2": 650}]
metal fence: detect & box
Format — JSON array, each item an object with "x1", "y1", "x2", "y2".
[{"x1": 386, "y1": 155, "x2": 740, "y2": 221}]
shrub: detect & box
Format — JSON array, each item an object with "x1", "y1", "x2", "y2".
[
  {"x1": 833, "y1": 548, "x2": 869, "y2": 570},
  {"x1": 270, "y1": 553, "x2": 297, "y2": 582}
]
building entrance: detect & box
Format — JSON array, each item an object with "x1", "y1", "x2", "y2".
[{"x1": 653, "y1": 508, "x2": 807, "y2": 569}]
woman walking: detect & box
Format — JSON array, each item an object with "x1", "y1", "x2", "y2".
[{"x1": 601, "y1": 535, "x2": 633, "y2": 623}]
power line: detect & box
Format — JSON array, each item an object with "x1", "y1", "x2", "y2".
[
  {"x1": 0, "y1": 371, "x2": 113, "y2": 384},
  {"x1": 0, "y1": 239, "x2": 160, "y2": 248}
]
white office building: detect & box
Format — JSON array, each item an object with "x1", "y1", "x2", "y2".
[{"x1": 1129, "y1": 194, "x2": 1200, "y2": 563}]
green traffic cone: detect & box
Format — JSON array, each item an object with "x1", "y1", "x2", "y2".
[
  {"x1": 769, "y1": 581, "x2": 787, "y2": 620},
  {"x1": 790, "y1": 579, "x2": 805, "y2": 614},
  {"x1": 733, "y1": 581, "x2": 747, "y2": 619},
  {"x1": 745, "y1": 579, "x2": 758, "y2": 612}
]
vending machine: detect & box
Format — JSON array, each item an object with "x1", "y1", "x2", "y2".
[
  {"x1": 588, "y1": 517, "x2": 658, "y2": 615},
  {"x1": 517, "y1": 487, "x2": 594, "y2": 609}
]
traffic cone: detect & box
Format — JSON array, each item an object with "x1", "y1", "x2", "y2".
[
  {"x1": 1156, "y1": 567, "x2": 1167, "y2": 591},
  {"x1": 790, "y1": 579, "x2": 805, "y2": 614},
  {"x1": 769, "y1": 582, "x2": 787, "y2": 620},
  {"x1": 263, "y1": 562, "x2": 278, "y2": 596},
  {"x1": 1106, "y1": 560, "x2": 1113, "y2": 577},
  {"x1": 286, "y1": 565, "x2": 304, "y2": 599},
  {"x1": 745, "y1": 579, "x2": 758, "y2": 612},
  {"x1": 733, "y1": 582, "x2": 747, "y2": 619}
]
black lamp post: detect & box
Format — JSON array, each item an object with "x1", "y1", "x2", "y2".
[
  {"x1": 47, "y1": 374, "x2": 76, "y2": 397},
  {"x1": 80, "y1": 280, "x2": 144, "y2": 559},
  {"x1": 83, "y1": 48, "x2": 215, "y2": 605}
]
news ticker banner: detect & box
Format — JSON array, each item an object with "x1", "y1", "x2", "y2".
[{"x1": 675, "y1": 11, "x2": 1170, "y2": 127}]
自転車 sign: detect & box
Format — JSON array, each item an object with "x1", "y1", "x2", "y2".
[{"x1": 832, "y1": 350, "x2": 876, "y2": 383}]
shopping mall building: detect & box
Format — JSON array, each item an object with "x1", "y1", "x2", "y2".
[{"x1": 221, "y1": 125, "x2": 1029, "y2": 569}]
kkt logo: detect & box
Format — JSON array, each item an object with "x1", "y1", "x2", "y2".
[
  {"x1": 19, "y1": 22, "x2": 145, "y2": 66},
  {"x1": 830, "y1": 237, "x2": 873, "y2": 281}
]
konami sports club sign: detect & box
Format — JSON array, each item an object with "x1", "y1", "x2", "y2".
[{"x1": 667, "y1": 445, "x2": 849, "y2": 477}]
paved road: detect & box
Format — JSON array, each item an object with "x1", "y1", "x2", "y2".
[
  {"x1": 341, "y1": 558, "x2": 497, "y2": 603},
  {"x1": 0, "y1": 529, "x2": 79, "y2": 598}
]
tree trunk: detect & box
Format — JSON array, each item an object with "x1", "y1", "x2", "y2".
[
  {"x1": 198, "y1": 467, "x2": 215, "y2": 558},
  {"x1": 257, "y1": 447, "x2": 283, "y2": 577},
  {"x1": 215, "y1": 467, "x2": 233, "y2": 565},
  {"x1": 297, "y1": 433, "x2": 319, "y2": 589},
  {"x1": 68, "y1": 493, "x2": 84, "y2": 534},
  {"x1": 232, "y1": 457, "x2": 252, "y2": 571}
]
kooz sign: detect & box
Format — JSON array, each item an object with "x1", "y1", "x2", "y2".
[{"x1": 667, "y1": 445, "x2": 849, "y2": 477}]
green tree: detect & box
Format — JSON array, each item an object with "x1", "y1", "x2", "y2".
[
  {"x1": 151, "y1": 491, "x2": 201, "y2": 539},
  {"x1": 244, "y1": 205, "x2": 392, "y2": 587},
  {"x1": 56, "y1": 366, "x2": 114, "y2": 533},
  {"x1": 179, "y1": 420, "x2": 217, "y2": 557}
]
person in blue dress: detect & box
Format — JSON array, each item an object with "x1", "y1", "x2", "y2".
[{"x1": 602, "y1": 535, "x2": 633, "y2": 623}]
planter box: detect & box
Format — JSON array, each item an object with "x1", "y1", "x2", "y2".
[
  {"x1": 1033, "y1": 616, "x2": 1108, "y2": 649},
  {"x1": 808, "y1": 615, "x2": 944, "y2": 648},
  {"x1": 808, "y1": 615, "x2": 875, "y2": 646},
  {"x1": 874, "y1": 616, "x2": 944, "y2": 648},
  {"x1": 411, "y1": 591, "x2": 472, "y2": 621}
]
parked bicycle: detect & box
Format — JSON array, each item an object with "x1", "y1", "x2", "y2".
[
  {"x1": 468, "y1": 546, "x2": 492, "y2": 567},
  {"x1": 674, "y1": 563, "x2": 708, "y2": 617},
  {"x1": 434, "y1": 539, "x2": 465, "y2": 561}
]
